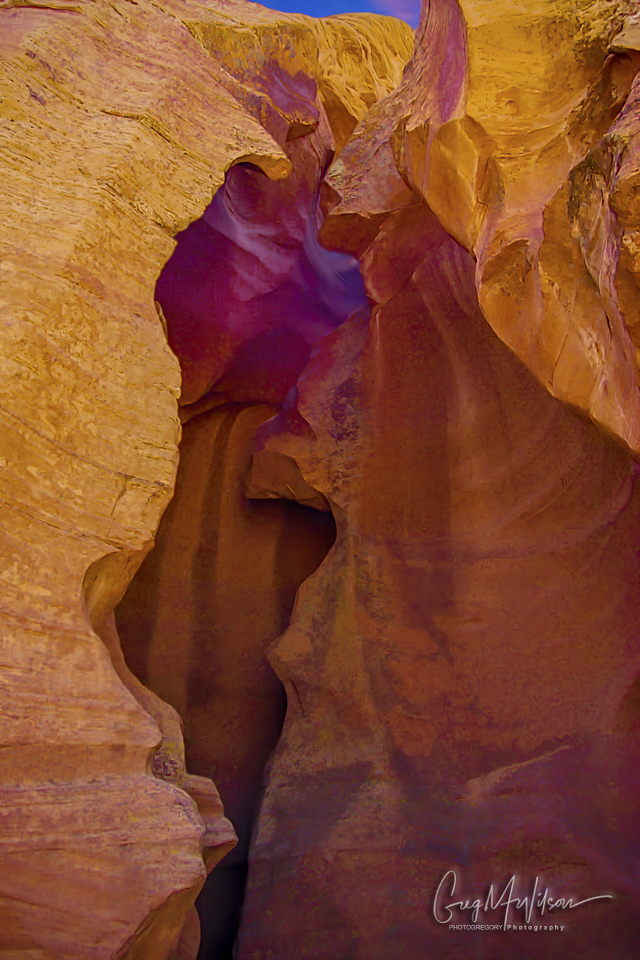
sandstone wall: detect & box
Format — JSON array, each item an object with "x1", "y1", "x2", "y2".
[
  {"x1": 0, "y1": 2, "x2": 412, "y2": 956},
  {"x1": 116, "y1": 403, "x2": 335, "y2": 955},
  {"x1": 3, "y1": 0, "x2": 640, "y2": 958}
]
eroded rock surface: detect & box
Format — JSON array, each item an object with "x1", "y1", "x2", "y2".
[
  {"x1": 4, "y1": 0, "x2": 640, "y2": 958},
  {"x1": 0, "y1": 0, "x2": 272, "y2": 954},
  {"x1": 116, "y1": 403, "x2": 335, "y2": 956},
  {"x1": 240, "y1": 200, "x2": 640, "y2": 960},
  {"x1": 237, "y1": 1, "x2": 640, "y2": 956},
  {"x1": 0, "y1": 1, "x2": 412, "y2": 957}
]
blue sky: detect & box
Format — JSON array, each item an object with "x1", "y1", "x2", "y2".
[{"x1": 258, "y1": 0, "x2": 420, "y2": 28}]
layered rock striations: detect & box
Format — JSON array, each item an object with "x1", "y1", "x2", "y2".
[
  {"x1": 116, "y1": 403, "x2": 336, "y2": 956},
  {"x1": 3, "y1": 0, "x2": 640, "y2": 958},
  {"x1": 390, "y1": 0, "x2": 640, "y2": 451},
  {"x1": 0, "y1": 1, "x2": 412, "y2": 958},
  {"x1": 235, "y1": 3, "x2": 640, "y2": 957},
  {"x1": 240, "y1": 197, "x2": 640, "y2": 960},
  {"x1": 0, "y1": 2, "x2": 265, "y2": 956}
]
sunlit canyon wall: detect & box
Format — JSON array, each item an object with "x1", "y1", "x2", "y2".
[{"x1": 2, "y1": 1, "x2": 640, "y2": 959}]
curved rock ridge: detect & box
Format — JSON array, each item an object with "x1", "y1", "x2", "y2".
[
  {"x1": 325, "y1": 0, "x2": 640, "y2": 456},
  {"x1": 154, "y1": 2, "x2": 413, "y2": 410},
  {"x1": 237, "y1": 4, "x2": 640, "y2": 955},
  {"x1": 115, "y1": 403, "x2": 336, "y2": 957},
  {"x1": 5, "y1": 0, "x2": 640, "y2": 958},
  {"x1": 240, "y1": 193, "x2": 640, "y2": 960},
  {"x1": 157, "y1": 0, "x2": 414, "y2": 155},
  {"x1": 0, "y1": 1, "x2": 414, "y2": 957}
]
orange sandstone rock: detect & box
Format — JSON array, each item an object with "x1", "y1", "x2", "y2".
[
  {"x1": 116, "y1": 403, "x2": 335, "y2": 955},
  {"x1": 239, "y1": 193, "x2": 640, "y2": 960},
  {"x1": 388, "y1": 0, "x2": 640, "y2": 452},
  {"x1": 0, "y1": 1, "x2": 412, "y2": 956},
  {"x1": 0, "y1": 0, "x2": 275, "y2": 952},
  {"x1": 5, "y1": 0, "x2": 640, "y2": 958}
]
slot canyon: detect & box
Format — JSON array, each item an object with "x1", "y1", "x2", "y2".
[{"x1": 2, "y1": 0, "x2": 640, "y2": 959}]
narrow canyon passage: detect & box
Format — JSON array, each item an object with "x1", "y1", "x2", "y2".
[
  {"x1": 5, "y1": 4, "x2": 640, "y2": 960},
  {"x1": 114, "y1": 153, "x2": 361, "y2": 957},
  {"x1": 114, "y1": 157, "x2": 640, "y2": 959},
  {"x1": 115, "y1": 402, "x2": 335, "y2": 958},
  {"x1": 236, "y1": 201, "x2": 640, "y2": 960}
]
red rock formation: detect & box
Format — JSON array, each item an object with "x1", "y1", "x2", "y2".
[
  {"x1": 387, "y1": 0, "x2": 640, "y2": 452},
  {"x1": 4, "y1": 0, "x2": 640, "y2": 958},
  {"x1": 238, "y1": 197, "x2": 640, "y2": 960},
  {"x1": 0, "y1": 1, "x2": 410, "y2": 957},
  {"x1": 116, "y1": 403, "x2": 335, "y2": 956}
]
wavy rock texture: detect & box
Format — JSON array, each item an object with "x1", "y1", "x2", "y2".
[
  {"x1": 237, "y1": 2, "x2": 640, "y2": 958},
  {"x1": 4, "y1": 0, "x2": 640, "y2": 958},
  {"x1": 113, "y1": 8, "x2": 411, "y2": 956},
  {"x1": 240, "y1": 201, "x2": 640, "y2": 960},
  {"x1": 116, "y1": 403, "x2": 336, "y2": 956},
  {"x1": 389, "y1": 0, "x2": 640, "y2": 452},
  {"x1": 324, "y1": 0, "x2": 640, "y2": 454},
  {"x1": 0, "y1": 1, "x2": 412, "y2": 958},
  {"x1": 0, "y1": 2, "x2": 270, "y2": 956}
]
